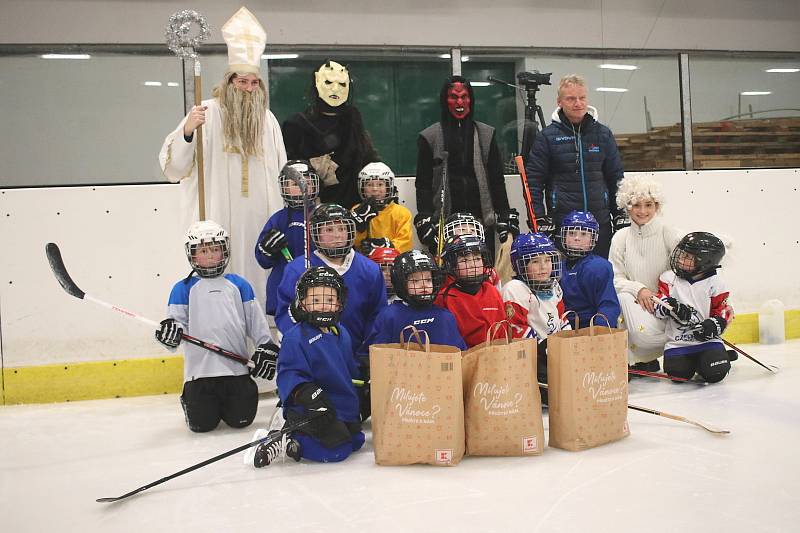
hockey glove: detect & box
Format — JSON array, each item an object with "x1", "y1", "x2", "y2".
[
  {"x1": 351, "y1": 198, "x2": 381, "y2": 232},
  {"x1": 288, "y1": 382, "x2": 351, "y2": 448},
  {"x1": 664, "y1": 297, "x2": 695, "y2": 325},
  {"x1": 693, "y1": 316, "x2": 727, "y2": 341},
  {"x1": 360, "y1": 237, "x2": 392, "y2": 255},
  {"x1": 257, "y1": 228, "x2": 289, "y2": 258},
  {"x1": 155, "y1": 318, "x2": 182, "y2": 349},
  {"x1": 250, "y1": 342, "x2": 279, "y2": 380},
  {"x1": 613, "y1": 213, "x2": 631, "y2": 232},
  {"x1": 496, "y1": 208, "x2": 520, "y2": 243},
  {"x1": 414, "y1": 213, "x2": 438, "y2": 249},
  {"x1": 534, "y1": 215, "x2": 555, "y2": 236}
]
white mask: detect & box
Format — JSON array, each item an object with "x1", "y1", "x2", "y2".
[{"x1": 315, "y1": 61, "x2": 350, "y2": 107}]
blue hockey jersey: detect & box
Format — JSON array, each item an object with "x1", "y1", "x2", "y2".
[
  {"x1": 254, "y1": 207, "x2": 312, "y2": 316},
  {"x1": 276, "y1": 250, "x2": 388, "y2": 357},
  {"x1": 560, "y1": 254, "x2": 621, "y2": 328},
  {"x1": 357, "y1": 300, "x2": 467, "y2": 357},
  {"x1": 277, "y1": 322, "x2": 360, "y2": 423}
]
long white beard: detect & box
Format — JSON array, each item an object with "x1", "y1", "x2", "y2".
[{"x1": 216, "y1": 83, "x2": 266, "y2": 158}]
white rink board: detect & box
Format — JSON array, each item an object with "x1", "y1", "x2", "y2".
[{"x1": 2, "y1": 168, "x2": 797, "y2": 367}]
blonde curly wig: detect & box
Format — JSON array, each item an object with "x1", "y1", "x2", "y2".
[{"x1": 616, "y1": 175, "x2": 664, "y2": 212}]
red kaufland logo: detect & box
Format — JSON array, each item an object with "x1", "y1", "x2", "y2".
[
  {"x1": 523, "y1": 436, "x2": 538, "y2": 452},
  {"x1": 435, "y1": 449, "x2": 453, "y2": 463}
]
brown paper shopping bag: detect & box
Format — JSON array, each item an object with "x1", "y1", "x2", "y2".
[
  {"x1": 547, "y1": 313, "x2": 630, "y2": 451},
  {"x1": 462, "y1": 322, "x2": 545, "y2": 456},
  {"x1": 369, "y1": 326, "x2": 465, "y2": 466}
]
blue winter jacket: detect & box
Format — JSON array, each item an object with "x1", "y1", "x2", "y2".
[{"x1": 525, "y1": 107, "x2": 624, "y2": 225}]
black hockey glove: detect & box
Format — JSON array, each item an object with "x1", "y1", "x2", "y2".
[
  {"x1": 664, "y1": 297, "x2": 695, "y2": 325},
  {"x1": 289, "y1": 382, "x2": 351, "y2": 448},
  {"x1": 534, "y1": 215, "x2": 555, "y2": 236},
  {"x1": 351, "y1": 198, "x2": 381, "y2": 232},
  {"x1": 155, "y1": 318, "x2": 182, "y2": 349},
  {"x1": 496, "y1": 208, "x2": 520, "y2": 243},
  {"x1": 250, "y1": 342, "x2": 279, "y2": 380},
  {"x1": 360, "y1": 237, "x2": 392, "y2": 255},
  {"x1": 257, "y1": 228, "x2": 289, "y2": 258},
  {"x1": 693, "y1": 316, "x2": 727, "y2": 341},
  {"x1": 414, "y1": 213, "x2": 438, "y2": 249},
  {"x1": 613, "y1": 213, "x2": 631, "y2": 232}
]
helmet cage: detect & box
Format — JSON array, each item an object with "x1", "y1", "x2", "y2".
[
  {"x1": 514, "y1": 250, "x2": 562, "y2": 291},
  {"x1": 279, "y1": 161, "x2": 320, "y2": 209},
  {"x1": 444, "y1": 213, "x2": 485, "y2": 242}
]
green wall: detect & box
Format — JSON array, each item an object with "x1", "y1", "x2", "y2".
[{"x1": 268, "y1": 60, "x2": 518, "y2": 175}]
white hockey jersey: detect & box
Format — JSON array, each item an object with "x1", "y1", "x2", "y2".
[
  {"x1": 501, "y1": 279, "x2": 571, "y2": 342},
  {"x1": 655, "y1": 269, "x2": 734, "y2": 356}
]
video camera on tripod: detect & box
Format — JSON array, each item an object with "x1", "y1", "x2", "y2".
[{"x1": 516, "y1": 70, "x2": 552, "y2": 88}]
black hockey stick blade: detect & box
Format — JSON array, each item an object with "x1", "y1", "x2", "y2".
[
  {"x1": 45, "y1": 243, "x2": 85, "y2": 299},
  {"x1": 95, "y1": 408, "x2": 326, "y2": 503}
]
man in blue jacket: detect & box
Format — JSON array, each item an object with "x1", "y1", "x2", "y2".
[{"x1": 524, "y1": 74, "x2": 626, "y2": 259}]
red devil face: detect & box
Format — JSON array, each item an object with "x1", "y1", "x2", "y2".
[{"x1": 447, "y1": 82, "x2": 471, "y2": 120}]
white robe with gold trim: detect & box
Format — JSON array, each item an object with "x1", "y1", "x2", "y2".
[{"x1": 159, "y1": 99, "x2": 287, "y2": 311}]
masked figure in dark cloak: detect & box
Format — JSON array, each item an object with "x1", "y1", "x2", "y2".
[
  {"x1": 414, "y1": 76, "x2": 519, "y2": 258},
  {"x1": 282, "y1": 60, "x2": 379, "y2": 209}
]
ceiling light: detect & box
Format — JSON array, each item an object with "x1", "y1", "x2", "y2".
[
  {"x1": 143, "y1": 81, "x2": 163, "y2": 87},
  {"x1": 740, "y1": 91, "x2": 771, "y2": 96},
  {"x1": 40, "y1": 54, "x2": 90, "y2": 60},
  {"x1": 471, "y1": 81, "x2": 490, "y2": 87},
  {"x1": 439, "y1": 54, "x2": 451, "y2": 59},
  {"x1": 596, "y1": 87, "x2": 628, "y2": 92},
  {"x1": 167, "y1": 82, "x2": 180, "y2": 87},
  {"x1": 599, "y1": 63, "x2": 638, "y2": 70},
  {"x1": 261, "y1": 53, "x2": 299, "y2": 60},
  {"x1": 765, "y1": 68, "x2": 799, "y2": 73}
]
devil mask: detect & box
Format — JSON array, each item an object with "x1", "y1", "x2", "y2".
[
  {"x1": 315, "y1": 60, "x2": 350, "y2": 107},
  {"x1": 446, "y1": 82, "x2": 471, "y2": 120}
]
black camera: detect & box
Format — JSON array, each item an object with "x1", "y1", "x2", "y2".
[{"x1": 517, "y1": 70, "x2": 552, "y2": 87}]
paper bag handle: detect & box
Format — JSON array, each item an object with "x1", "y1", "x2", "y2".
[
  {"x1": 400, "y1": 325, "x2": 431, "y2": 352},
  {"x1": 560, "y1": 310, "x2": 580, "y2": 330},
  {"x1": 589, "y1": 313, "x2": 614, "y2": 336},
  {"x1": 485, "y1": 320, "x2": 512, "y2": 345}
]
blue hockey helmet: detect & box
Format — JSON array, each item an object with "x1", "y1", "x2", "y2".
[
  {"x1": 510, "y1": 232, "x2": 562, "y2": 291},
  {"x1": 559, "y1": 210, "x2": 599, "y2": 257}
]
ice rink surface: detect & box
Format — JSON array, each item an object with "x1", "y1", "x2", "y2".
[{"x1": 2, "y1": 341, "x2": 798, "y2": 533}]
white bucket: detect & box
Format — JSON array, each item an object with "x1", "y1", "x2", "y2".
[{"x1": 759, "y1": 299, "x2": 785, "y2": 345}]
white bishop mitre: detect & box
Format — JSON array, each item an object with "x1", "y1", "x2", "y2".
[{"x1": 221, "y1": 7, "x2": 266, "y2": 74}]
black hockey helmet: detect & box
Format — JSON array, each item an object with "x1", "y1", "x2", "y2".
[
  {"x1": 670, "y1": 231, "x2": 725, "y2": 280},
  {"x1": 391, "y1": 250, "x2": 444, "y2": 307},
  {"x1": 290, "y1": 266, "x2": 348, "y2": 327},
  {"x1": 441, "y1": 234, "x2": 490, "y2": 284},
  {"x1": 279, "y1": 160, "x2": 320, "y2": 209},
  {"x1": 309, "y1": 203, "x2": 357, "y2": 258}
]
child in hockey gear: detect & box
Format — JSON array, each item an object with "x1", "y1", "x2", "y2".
[
  {"x1": 654, "y1": 232, "x2": 734, "y2": 383},
  {"x1": 558, "y1": 210, "x2": 621, "y2": 329},
  {"x1": 255, "y1": 267, "x2": 364, "y2": 466},
  {"x1": 435, "y1": 235, "x2": 508, "y2": 348},
  {"x1": 503, "y1": 232, "x2": 570, "y2": 397},
  {"x1": 255, "y1": 160, "x2": 320, "y2": 316},
  {"x1": 352, "y1": 162, "x2": 413, "y2": 254},
  {"x1": 360, "y1": 250, "x2": 467, "y2": 356},
  {"x1": 443, "y1": 212, "x2": 502, "y2": 286},
  {"x1": 367, "y1": 246, "x2": 401, "y2": 302},
  {"x1": 276, "y1": 203, "x2": 387, "y2": 358},
  {"x1": 156, "y1": 220, "x2": 279, "y2": 433}
]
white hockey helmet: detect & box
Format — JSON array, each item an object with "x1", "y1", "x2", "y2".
[
  {"x1": 185, "y1": 220, "x2": 230, "y2": 278},
  {"x1": 358, "y1": 162, "x2": 395, "y2": 206}
]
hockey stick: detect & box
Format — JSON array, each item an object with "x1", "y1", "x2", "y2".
[
  {"x1": 538, "y1": 382, "x2": 729, "y2": 434},
  {"x1": 45, "y1": 243, "x2": 254, "y2": 369},
  {"x1": 514, "y1": 155, "x2": 538, "y2": 231},
  {"x1": 285, "y1": 166, "x2": 313, "y2": 269},
  {"x1": 651, "y1": 296, "x2": 778, "y2": 373},
  {"x1": 628, "y1": 368, "x2": 690, "y2": 382},
  {"x1": 96, "y1": 408, "x2": 327, "y2": 503},
  {"x1": 436, "y1": 151, "x2": 449, "y2": 265}
]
